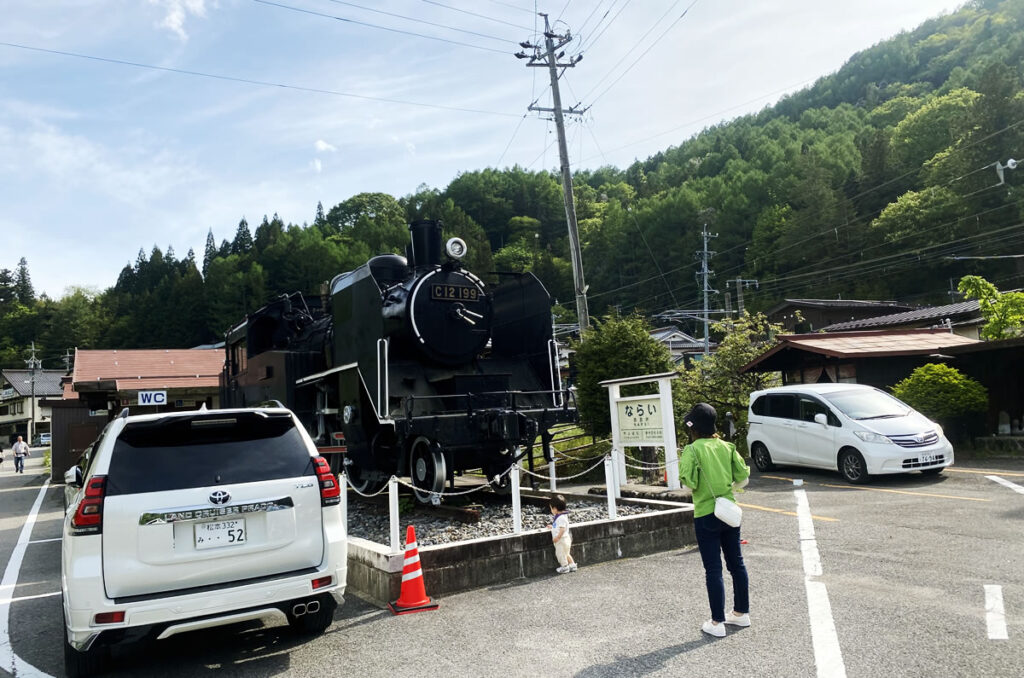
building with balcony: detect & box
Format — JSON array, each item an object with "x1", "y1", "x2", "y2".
[{"x1": 0, "y1": 368, "x2": 64, "y2": 446}]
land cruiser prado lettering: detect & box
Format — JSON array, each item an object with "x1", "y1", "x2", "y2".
[{"x1": 61, "y1": 406, "x2": 347, "y2": 677}]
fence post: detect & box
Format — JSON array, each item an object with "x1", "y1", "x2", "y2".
[
  {"x1": 548, "y1": 449, "x2": 557, "y2": 491},
  {"x1": 339, "y1": 472, "x2": 348, "y2": 534},
  {"x1": 511, "y1": 460, "x2": 522, "y2": 535},
  {"x1": 388, "y1": 476, "x2": 400, "y2": 553},
  {"x1": 610, "y1": 447, "x2": 622, "y2": 499},
  {"x1": 604, "y1": 456, "x2": 618, "y2": 519}
]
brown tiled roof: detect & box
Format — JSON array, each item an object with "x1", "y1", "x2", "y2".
[
  {"x1": 740, "y1": 329, "x2": 980, "y2": 373},
  {"x1": 72, "y1": 349, "x2": 224, "y2": 391}
]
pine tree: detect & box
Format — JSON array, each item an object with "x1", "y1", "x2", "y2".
[
  {"x1": 203, "y1": 229, "x2": 217, "y2": 278},
  {"x1": 14, "y1": 257, "x2": 34, "y2": 305},
  {"x1": 314, "y1": 201, "x2": 327, "y2": 228},
  {"x1": 231, "y1": 218, "x2": 253, "y2": 255}
]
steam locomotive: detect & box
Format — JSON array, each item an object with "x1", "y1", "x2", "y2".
[{"x1": 220, "y1": 219, "x2": 576, "y2": 502}]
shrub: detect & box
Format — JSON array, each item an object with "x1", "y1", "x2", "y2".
[{"x1": 892, "y1": 363, "x2": 987, "y2": 440}]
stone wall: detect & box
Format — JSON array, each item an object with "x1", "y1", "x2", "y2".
[{"x1": 346, "y1": 496, "x2": 693, "y2": 607}]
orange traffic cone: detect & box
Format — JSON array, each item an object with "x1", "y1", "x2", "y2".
[{"x1": 388, "y1": 525, "x2": 439, "y2": 615}]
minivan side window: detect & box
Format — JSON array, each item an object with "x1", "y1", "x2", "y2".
[
  {"x1": 798, "y1": 396, "x2": 840, "y2": 427},
  {"x1": 766, "y1": 394, "x2": 797, "y2": 419},
  {"x1": 751, "y1": 396, "x2": 767, "y2": 416}
]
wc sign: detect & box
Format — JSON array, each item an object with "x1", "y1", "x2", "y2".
[{"x1": 138, "y1": 391, "x2": 168, "y2": 406}]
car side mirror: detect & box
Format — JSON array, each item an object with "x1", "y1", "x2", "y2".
[
  {"x1": 64, "y1": 465, "x2": 83, "y2": 488},
  {"x1": 814, "y1": 413, "x2": 828, "y2": 427}
]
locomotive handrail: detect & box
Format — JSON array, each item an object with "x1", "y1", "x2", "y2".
[{"x1": 401, "y1": 388, "x2": 576, "y2": 421}]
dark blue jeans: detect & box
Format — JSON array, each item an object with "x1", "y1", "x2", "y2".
[
  {"x1": 14, "y1": 455, "x2": 25, "y2": 473},
  {"x1": 694, "y1": 514, "x2": 749, "y2": 622}
]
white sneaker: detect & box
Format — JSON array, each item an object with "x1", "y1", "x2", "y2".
[
  {"x1": 702, "y1": 620, "x2": 726, "y2": 637},
  {"x1": 725, "y1": 611, "x2": 750, "y2": 627},
  {"x1": 556, "y1": 565, "x2": 571, "y2": 574},
  {"x1": 568, "y1": 563, "x2": 578, "y2": 572}
]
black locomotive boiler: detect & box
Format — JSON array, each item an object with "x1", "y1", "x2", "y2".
[{"x1": 221, "y1": 219, "x2": 576, "y2": 502}]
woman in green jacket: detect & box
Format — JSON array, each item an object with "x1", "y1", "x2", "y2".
[{"x1": 679, "y1": 403, "x2": 751, "y2": 638}]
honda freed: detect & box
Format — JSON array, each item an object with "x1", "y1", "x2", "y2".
[{"x1": 747, "y1": 384, "x2": 954, "y2": 483}]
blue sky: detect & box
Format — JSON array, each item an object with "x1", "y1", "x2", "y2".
[{"x1": 1, "y1": 0, "x2": 962, "y2": 298}]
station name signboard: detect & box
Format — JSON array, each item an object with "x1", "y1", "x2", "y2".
[
  {"x1": 615, "y1": 396, "x2": 663, "y2": 446},
  {"x1": 138, "y1": 391, "x2": 167, "y2": 406}
]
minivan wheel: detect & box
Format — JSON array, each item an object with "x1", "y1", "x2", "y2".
[
  {"x1": 839, "y1": 449, "x2": 871, "y2": 484},
  {"x1": 63, "y1": 634, "x2": 108, "y2": 678},
  {"x1": 751, "y1": 443, "x2": 776, "y2": 472}
]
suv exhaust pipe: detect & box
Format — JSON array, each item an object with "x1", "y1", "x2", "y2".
[
  {"x1": 306, "y1": 600, "x2": 320, "y2": 614},
  {"x1": 292, "y1": 603, "x2": 307, "y2": 617}
]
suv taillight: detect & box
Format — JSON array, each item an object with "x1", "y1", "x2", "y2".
[
  {"x1": 71, "y1": 475, "x2": 107, "y2": 535},
  {"x1": 313, "y1": 456, "x2": 341, "y2": 506}
]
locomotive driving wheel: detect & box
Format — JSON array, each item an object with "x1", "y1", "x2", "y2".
[
  {"x1": 409, "y1": 437, "x2": 446, "y2": 505},
  {"x1": 347, "y1": 462, "x2": 387, "y2": 495}
]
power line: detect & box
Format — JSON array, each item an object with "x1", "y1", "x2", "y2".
[
  {"x1": 422, "y1": 0, "x2": 535, "y2": 30},
  {"x1": 321, "y1": 0, "x2": 517, "y2": 43},
  {"x1": 577, "y1": 0, "x2": 631, "y2": 54},
  {"x1": 583, "y1": 0, "x2": 698, "y2": 104},
  {"x1": 0, "y1": 41, "x2": 522, "y2": 117},
  {"x1": 488, "y1": 0, "x2": 536, "y2": 14},
  {"x1": 496, "y1": 113, "x2": 530, "y2": 166},
  {"x1": 252, "y1": 0, "x2": 509, "y2": 54}
]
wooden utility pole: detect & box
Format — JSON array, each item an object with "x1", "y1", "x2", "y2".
[{"x1": 517, "y1": 14, "x2": 589, "y2": 333}]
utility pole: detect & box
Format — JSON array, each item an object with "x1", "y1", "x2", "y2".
[
  {"x1": 24, "y1": 341, "x2": 41, "y2": 442},
  {"x1": 63, "y1": 348, "x2": 73, "y2": 373},
  {"x1": 517, "y1": 14, "x2": 589, "y2": 333},
  {"x1": 695, "y1": 212, "x2": 717, "y2": 355},
  {"x1": 729, "y1": 277, "x2": 759, "y2": 316}
]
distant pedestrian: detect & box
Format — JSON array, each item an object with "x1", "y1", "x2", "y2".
[
  {"x1": 679, "y1": 403, "x2": 751, "y2": 638},
  {"x1": 12, "y1": 435, "x2": 30, "y2": 474},
  {"x1": 548, "y1": 494, "x2": 577, "y2": 574}
]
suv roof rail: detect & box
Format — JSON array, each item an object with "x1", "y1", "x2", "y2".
[
  {"x1": 118, "y1": 407, "x2": 130, "y2": 419},
  {"x1": 258, "y1": 399, "x2": 287, "y2": 409}
]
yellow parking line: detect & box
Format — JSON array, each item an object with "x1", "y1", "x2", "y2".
[
  {"x1": 737, "y1": 502, "x2": 839, "y2": 522},
  {"x1": 760, "y1": 474, "x2": 799, "y2": 482},
  {"x1": 946, "y1": 467, "x2": 1024, "y2": 478},
  {"x1": 821, "y1": 484, "x2": 990, "y2": 502}
]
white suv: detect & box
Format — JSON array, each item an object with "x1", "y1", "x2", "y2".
[{"x1": 61, "y1": 406, "x2": 347, "y2": 677}]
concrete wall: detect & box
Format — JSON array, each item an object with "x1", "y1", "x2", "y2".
[{"x1": 347, "y1": 498, "x2": 694, "y2": 607}]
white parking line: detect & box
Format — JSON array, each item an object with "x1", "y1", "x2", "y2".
[
  {"x1": 985, "y1": 585, "x2": 1008, "y2": 640},
  {"x1": 10, "y1": 592, "x2": 60, "y2": 604},
  {"x1": 795, "y1": 489, "x2": 847, "y2": 678},
  {"x1": 28, "y1": 538, "x2": 61, "y2": 545},
  {"x1": 0, "y1": 480, "x2": 58, "y2": 678},
  {"x1": 985, "y1": 475, "x2": 1024, "y2": 495}
]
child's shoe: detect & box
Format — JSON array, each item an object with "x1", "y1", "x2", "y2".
[
  {"x1": 702, "y1": 620, "x2": 726, "y2": 637},
  {"x1": 724, "y1": 611, "x2": 750, "y2": 627},
  {"x1": 568, "y1": 563, "x2": 578, "y2": 572},
  {"x1": 556, "y1": 565, "x2": 571, "y2": 574}
]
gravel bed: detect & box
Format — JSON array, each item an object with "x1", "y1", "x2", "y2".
[{"x1": 347, "y1": 499, "x2": 665, "y2": 547}]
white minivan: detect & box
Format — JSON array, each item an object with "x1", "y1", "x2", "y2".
[{"x1": 746, "y1": 384, "x2": 954, "y2": 483}]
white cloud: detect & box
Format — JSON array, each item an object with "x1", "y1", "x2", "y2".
[
  {"x1": 311, "y1": 158, "x2": 323, "y2": 173},
  {"x1": 314, "y1": 139, "x2": 337, "y2": 153},
  {"x1": 405, "y1": 142, "x2": 416, "y2": 156},
  {"x1": 149, "y1": 0, "x2": 207, "y2": 41}
]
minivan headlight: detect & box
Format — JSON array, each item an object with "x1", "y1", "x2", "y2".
[{"x1": 854, "y1": 430, "x2": 893, "y2": 444}]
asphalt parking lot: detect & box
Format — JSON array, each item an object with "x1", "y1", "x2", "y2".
[{"x1": 2, "y1": 453, "x2": 1022, "y2": 678}]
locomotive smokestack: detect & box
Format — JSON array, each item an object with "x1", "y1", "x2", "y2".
[{"x1": 408, "y1": 219, "x2": 442, "y2": 270}]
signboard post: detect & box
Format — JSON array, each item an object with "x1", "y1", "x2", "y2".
[{"x1": 601, "y1": 372, "x2": 680, "y2": 491}]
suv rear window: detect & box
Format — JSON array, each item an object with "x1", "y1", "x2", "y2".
[{"x1": 106, "y1": 412, "x2": 314, "y2": 495}]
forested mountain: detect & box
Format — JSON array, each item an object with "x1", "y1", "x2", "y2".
[{"x1": 2, "y1": 0, "x2": 1024, "y2": 366}]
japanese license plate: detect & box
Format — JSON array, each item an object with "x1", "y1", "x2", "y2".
[
  {"x1": 194, "y1": 519, "x2": 246, "y2": 550},
  {"x1": 919, "y1": 454, "x2": 937, "y2": 464}
]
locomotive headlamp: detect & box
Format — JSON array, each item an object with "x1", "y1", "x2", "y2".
[
  {"x1": 343, "y1": 405, "x2": 355, "y2": 425},
  {"x1": 445, "y1": 237, "x2": 467, "y2": 260}
]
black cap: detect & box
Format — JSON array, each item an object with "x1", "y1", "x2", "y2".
[{"x1": 684, "y1": 403, "x2": 717, "y2": 435}]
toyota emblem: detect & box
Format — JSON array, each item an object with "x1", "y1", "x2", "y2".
[{"x1": 209, "y1": 490, "x2": 231, "y2": 505}]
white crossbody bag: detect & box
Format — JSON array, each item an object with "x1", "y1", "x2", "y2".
[{"x1": 695, "y1": 448, "x2": 743, "y2": 528}]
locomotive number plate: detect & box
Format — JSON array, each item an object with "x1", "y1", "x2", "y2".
[{"x1": 431, "y1": 284, "x2": 479, "y2": 302}]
